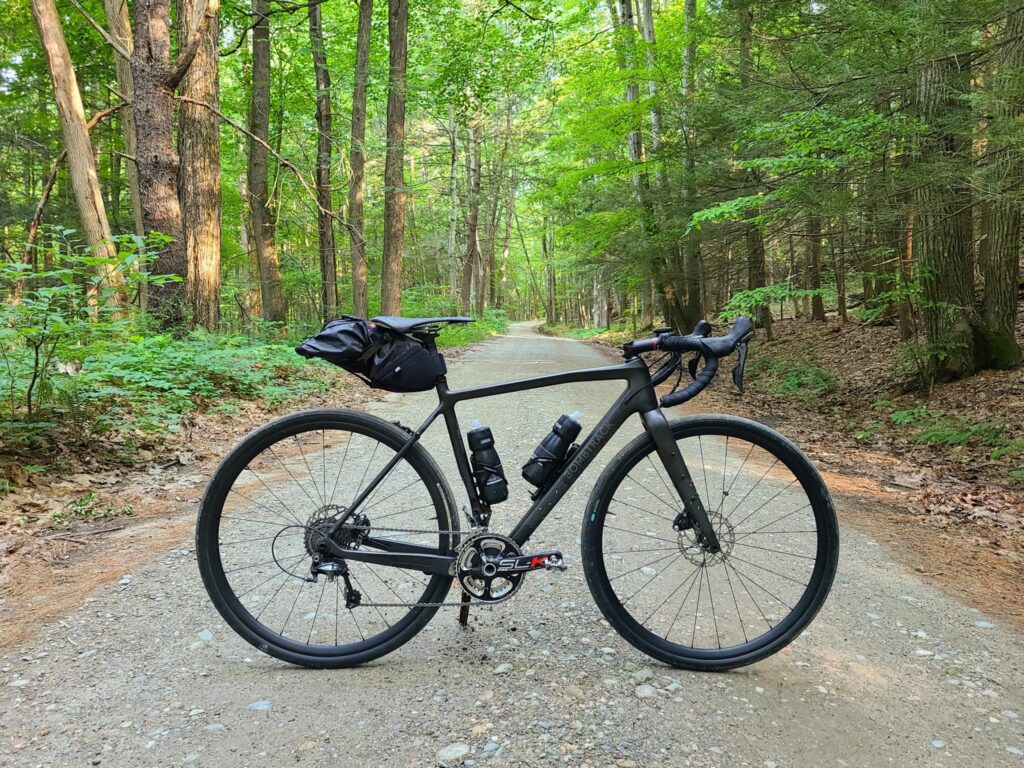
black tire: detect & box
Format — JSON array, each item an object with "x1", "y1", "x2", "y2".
[
  {"x1": 581, "y1": 414, "x2": 838, "y2": 671},
  {"x1": 196, "y1": 409, "x2": 458, "y2": 668}
]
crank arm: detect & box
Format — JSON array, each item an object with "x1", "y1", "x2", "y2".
[
  {"x1": 320, "y1": 539, "x2": 455, "y2": 576},
  {"x1": 640, "y1": 409, "x2": 721, "y2": 553}
]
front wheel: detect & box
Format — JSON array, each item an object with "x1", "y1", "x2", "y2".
[{"x1": 582, "y1": 414, "x2": 838, "y2": 671}]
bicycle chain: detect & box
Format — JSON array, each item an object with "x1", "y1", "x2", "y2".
[{"x1": 327, "y1": 523, "x2": 508, "y2": 609}]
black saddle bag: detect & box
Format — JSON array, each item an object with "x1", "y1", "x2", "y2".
[{"x1": 296, "y1": 316, "x2": 446, "y2": 393}]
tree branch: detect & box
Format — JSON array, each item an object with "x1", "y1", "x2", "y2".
[
  {"x1": 175, "y1": 96, "x2": 352, "y2": 230},
  {"x1": 167, "y1": 0, "x2": 220, "y2": 89},
  {"x1": 67, "y1": 0, "x2": 131, "y2": 59}
]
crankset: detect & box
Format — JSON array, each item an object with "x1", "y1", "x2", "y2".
[{"x1": 456, "y1": 532, "x2": 565, "y2": 603}]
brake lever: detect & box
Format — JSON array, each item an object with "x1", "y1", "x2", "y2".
[
  {"x1": 731, "y1": 340, "x2": 749, "y2": 394},
  {"x1": 687, "y1": 353, "x2": 700, "y2": 380}
]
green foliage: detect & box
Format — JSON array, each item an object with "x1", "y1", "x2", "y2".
[
  {"x1": 50, "y1": 492, "x2": 134, "y2": 526},
  {"x1": 719, "y1": 285, "x2": 833, "y2": 320},
  {"x1": 886, "y1": 405, "x2": 1019, "y2": 456},
  {"x1": 747, "y1": 354, "x2": 835, "y2": 400}
]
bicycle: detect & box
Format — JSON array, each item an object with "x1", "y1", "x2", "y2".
[{"x1": 196, "y1": 315, "x2": 839, "y2": 670}]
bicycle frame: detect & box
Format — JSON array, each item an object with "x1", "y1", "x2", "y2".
[{"x1": 322, "y1": 354, "x2": 718, "y2": 576}]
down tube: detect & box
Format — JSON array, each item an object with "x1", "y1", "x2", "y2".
[{"x1": 509, "y1": 386, "x2": 640, "y2": 546}]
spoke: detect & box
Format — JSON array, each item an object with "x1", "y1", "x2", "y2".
[
  {"x1": 352, "y1": 441, "x2": 381, "y2": 505},
  {"x1": 722, "y1": 457, "x2": 780, "y2": 524},
  {"x1": 329, "y1": 430, "x2": 355, "y2": 507},
  {"x1": 641, "y1": 561, "x2": 700, "y2": 625},
  {"x1": 723, "y1": 563, "x2": 748, "y2": 644},
  {"x1": 237, "y1": 555, "x2": 306, "y2": 598},
  {"x1": 609, "y1": 497, "x2": 676, "y2": 525},
  {"x1": 732, "y1": 541, "x2": 816, "y2": 560},
  {"x1": 724, "y1": 439, "x2": 756, "y2": 498},
  {"x1": 623, "y1": 554, "x2": 682, "y2": 604},
  {"x1": 292, "y1": 436, "x2": 323, "y2": 507},
  {"x1": 334, "y1": 580, "x2": 340, "y2": 646},
  {"x1": 370, "y1": 502, "x2": 437, "y2": 523},
  {"x1": 706, "y1": 565, "x2": 721, "y2": 649},
  {"x1": 605, "y1": 525, "x2": 677, "y2": 545},
  {"x1": 280, "y1": 578, "x2": 306, "y2": 637},
  {"x1": 661, "y1": 561, "x2": 703, "y2": 642},
  {"x1": 348, "y1": 590, "x2": 366, "y2": 640},
  {"x1": 609, "y1": 551, "x2": 680, "y2": 582},
  {"x1": 721, "y1": 435, "x2": 730, "y2": 498},
  {"x1": 219, "y1": 532, "x2": 303, "y2": 547},
  {"x1": 223, "y1": 513, "x2": 302, "y2": 529},
  {"x1": 350, "y1": 571, "x2": 392, "y2": 628},
  {"x1": 729, "y1": 553, "x2": 808, "y2": 586},
  {"x1": 254, "y1": 570, "x2": 294, "y2": 622},
  {"x1": 726, "y1": 559, "x2": 795, "y2": 610},
  {"x1": 625, "y1": 470, "x2": 677, "y2": 512},
  {"x1": 723, "y1": 560, "x2": 773, "y2": 632},
  {"x1": 362, "y1": 476, "x2": 423, "y2": 513},
  {"x1": 730, "y1": 477, "x2": 800, "y2": 531},
  {"x1": 647, "y1": 455, "x2": 683, "y2": 511},
  {"x1": 268, "y1": 445, "x2": 322, "y2": 511},
  {"x1": 603, "y1": 546, "x2": 679, "y2": 555},
  {"x1": 322, "y1": 430, "x2": 327, "y2": 509},
  {"x1": 690, "y1": 564, "x2": 705, "y2": 647},
  {"x1": 732, "y1": 504, "x2": 813, "y2": 540},
  {"x1": 697, "y1": 435, "x2": 712, "y2": 516},
  {"x1": 224, "y1": 557, "x2": 292, "y2": 575},
  {"x1": 241, "y1": 469, "x2": 307, "y2": 527},
  {"x1": 228, "y1": 486, "x2": 303, "y2": 527},
  {"x1": 308, "y1": 580, "x2": 327, "y2": 643}
]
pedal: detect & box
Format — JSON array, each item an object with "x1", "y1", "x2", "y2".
[{"x1": 495, "y1": 551, "x2": 566, "y2": 574}]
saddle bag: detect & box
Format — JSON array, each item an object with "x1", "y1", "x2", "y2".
[{"x1": 296, "y1": 316, "x2": 446, "y2": 393}]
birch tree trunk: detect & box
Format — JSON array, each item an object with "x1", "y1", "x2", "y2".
[
  {"x1": 347, "y1": 0, "x2": 372, "y2": 319},
  {"x1": 380, "y1": 0, "x2": 408, "y2": 316},
  {"x1": 461, "y1": 122, "x2": 482, "y2": 315},
  {"x1": 446, "y1": 105, "x2": 460, "y2": 303},
  {"x1": 679, "y1": 0, "x2": 703, "y2": 329}
]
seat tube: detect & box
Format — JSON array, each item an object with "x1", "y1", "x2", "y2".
[{"x1": 640, "y1": 408, "x2": 721, "y2": 553}]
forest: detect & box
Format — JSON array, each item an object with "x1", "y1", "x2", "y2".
[{"x1": 0, "y1": 0, "x2": 1022, "y2": 442}]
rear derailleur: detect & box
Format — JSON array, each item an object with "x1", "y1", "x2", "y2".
[{"x1": 309, "y1": 558, "x2": 362, "y2": 609}]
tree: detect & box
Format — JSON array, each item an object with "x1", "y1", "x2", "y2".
[
  {"x1": 348, "y1": 0, "x2": 373, "y2": 319},
  {"x1": 31, "y1": 0, "x2": 125, "y2": 299},
  {"x1": 129, "y1": 0, "x2": 218, "y2": 324},
  {"x1": 247, "y1": 0, "x2": 286, "y2": 324},
  {"x1": 178, "y1": 0, "x2": 221, "y2": 330},
  {"x1": 381, "y1": 0, "x2": 409, "y2": 316},
  {"x1": 309, "y1": 0, "x2": 337, "y2": 321}
]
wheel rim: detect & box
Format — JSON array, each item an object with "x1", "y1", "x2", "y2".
[
  {"x1": 594, "y1": 424, "x2": 832, "y2": 658},
  {"x1": 202, "y1": 420, "x2": 452, "y2": 656}
]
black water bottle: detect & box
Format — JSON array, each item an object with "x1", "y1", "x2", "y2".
[
  {"x1": 468, "y1": 420, "x2": 508, "y2": 504},
  {"x1": 522, "y1": 411, "x2": 582, "y2": 489}
]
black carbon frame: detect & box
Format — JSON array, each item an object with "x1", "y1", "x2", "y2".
[{"x1": 323, "y1": 354, "x2": 718, "y2": 575}]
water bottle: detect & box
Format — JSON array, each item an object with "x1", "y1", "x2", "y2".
[
  {"x1": 522, "y1": 411, "x2": 582, "y2": 489},
  {"x1": 467, "y1": 419, "x2": 508, "y2": 504}
]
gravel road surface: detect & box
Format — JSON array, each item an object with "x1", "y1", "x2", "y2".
[{"x1": 3, "y1": 322, "x2": 1023, "y2": 767}]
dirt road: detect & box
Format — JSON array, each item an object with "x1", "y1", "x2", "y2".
[{"x1": 2, "y1": 322, "x2": 1023, "y2": 767}]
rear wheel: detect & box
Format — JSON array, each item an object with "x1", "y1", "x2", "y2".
[
  {"x1": 196, "y1": 409, "x2": 458, "y2": 668},
  {"x1": 582, "y1": 415, "x2": 838, "y2": 671}
]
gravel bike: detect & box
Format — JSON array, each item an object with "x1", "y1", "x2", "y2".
[{"x1": 196, "y1": 315, "x2": 839, "y2": 670}]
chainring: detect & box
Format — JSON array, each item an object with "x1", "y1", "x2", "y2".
[{"x1": 456, "y1": 532, "x2": 524, "y2": 603}]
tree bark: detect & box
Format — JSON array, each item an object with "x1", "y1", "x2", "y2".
[
  {"x1": 130, "y1": 0, "x2": 217, "y2": 325},
  {"x1": 103, "y1": 0, "x2": 143, "y2": 236},
  {"x1": 461, "y1": 122, "x2": 482, "y2": 315},
  {"x1": 380, "y1": 0, "x2": 408, "y2": 316},
  {"x1": 679, "y1": 0, "x2": 703, "y2": 329},
  {"x1": 979, "y1": 2, "x2": 1023, "y2": 368},
  {"x1": 247, "y1": 0, "x2": 286, "y2": 324},
  {"x1": 31, "y1": 0, "x2": 124, "y2": 298},
  {"x1": 446, "y1": 104, "x2": 460, "y2": 304},
  {"x1": 348, "y1": 0, "x2": 372, "y2": 319},
  {"x1": 542, "y1": 219, "x2": 558, "y2": 325},
  {"x1": 309, "y1": 0, "x2": 337, "y2": 321},
  {"x1": 807, "y1": 213, "x2": 826, "y2": 321},
  {"x1": 913, "y1": 51, "x2": 981, "y2": 380},
  {"x1": 177, "y1": 0, "x2": 221, "y2": 330}
]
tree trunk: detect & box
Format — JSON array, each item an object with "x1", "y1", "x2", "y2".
[
  {"x1": 446, "y1": 104, "x2": 460, "y2": 304},
  {"x1": 103, "y1": 0, "x2": 143, "y2": 236},
  {"x1": 178, "y1": 0, "x2": 221, "y2": 330},
  {"x1": 461, "y1": 122, "x2": 482, "y2": 315},
  {"x1": 913, "y1": 51, "x2": 981, "y2": 379},
  {"x1": 979, "y1": 2, "x2": 1023, "y2": 368},
  {"x1": 380, "y1": 0, "x2": 408, "y2": 316},
  {"x1": 348, "y1": 0, "x2": 372, "y2": 318},
  {"x1": 807, "y1": 213, "x2": 826, "y2": 321},
  {"x1": 247, "y1": 0, "x2": 286, "y2": 324},
  {"x1": 542, "y1": 220, "x2": 558, "y2": 325},
  {"x1": 679, "y1": 0, "x2": 702, "y2": 329},
  {"x1": 131, "y1": 0, "x2": 215, "y2": 325},
  {"x1": 32, "y1": 0, "x2": 124, "y2": 298},
  {"x1": 309, "y1": 0, "x2": 337, "y2": 321}
]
